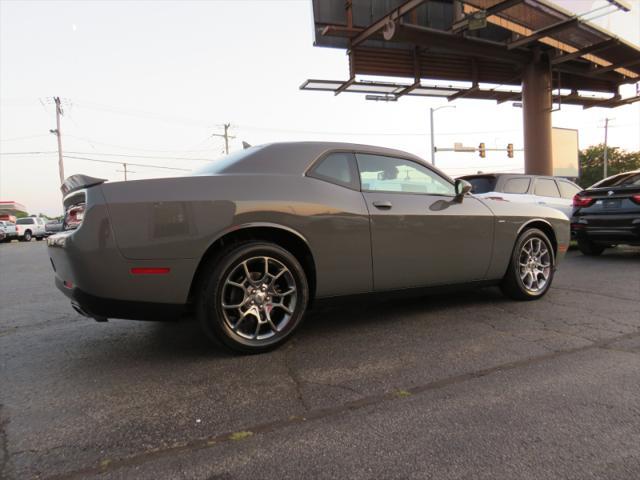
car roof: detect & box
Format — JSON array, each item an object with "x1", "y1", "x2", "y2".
[{"x1": 195, "y1": 141, "x2": 450, "y2": 178}]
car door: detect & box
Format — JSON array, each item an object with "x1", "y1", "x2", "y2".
[
  {"x1": 533, "y1": 177, "x2": 565, "y2": 213},
  {"x1": 356, "y1": 153, "x2": 494, "y2": 291}
]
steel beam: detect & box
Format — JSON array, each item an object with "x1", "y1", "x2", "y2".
[
  {"x1": 334, "y1": 77, "x2": 356, "y2": 96},
  {"x1": 390, "y1": 22, "x2": 530, "y2": 64},
  {"x1": 350, "y1": 0, "x2": 427, "y2": 48},
  {"x1": 507, "y1": 17, "x2": 579, "y2": 50},
  {"x1": 447, "y1": 84, "x2": 480, "y2": 102},
  {"x1": 589, "y1": 58, "x2": 640, "y2": 75},
  {"x1": 550, "y1": 38, "x2": 619, "y2": 65},
  {"x1": 451, "y1": 0, "x2": 524, "y2": 34}
]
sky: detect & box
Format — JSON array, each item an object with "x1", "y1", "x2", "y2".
[{"x1": 1, "y1": 0, "x2": 639, "y2": 217}]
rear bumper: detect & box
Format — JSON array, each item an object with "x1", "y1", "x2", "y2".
[
  {"x1": 54, "y1": 276, "x2": 186, "y2": 321},
  {"x1": 571, "y1": 214, "x2": 640, "y2": 245}
]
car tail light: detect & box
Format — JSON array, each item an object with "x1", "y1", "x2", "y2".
[
  {"x1": 631, "y1": 194, "x2": 640, "y2": 205},
  {"x1": 63, "y1": 203, "x2": 85, "y2": 230},
  {"x1": 573, "y1": 194, "x2": 595, "y2": 207}
]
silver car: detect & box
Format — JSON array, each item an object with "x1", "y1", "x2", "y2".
[
  {"x1": 458, "y1": 174, "x2": 582, "y2": 218},
  {"x1": 48, "y1": 142, "x2": 570, "y2": 353}
]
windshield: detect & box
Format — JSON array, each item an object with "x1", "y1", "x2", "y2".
[
  {"x1": 190, "y1": 146, "x2": 264, "y2": 176},
  {"x1": 591, "y1": 172, "x2": 640, "y2": 189}
]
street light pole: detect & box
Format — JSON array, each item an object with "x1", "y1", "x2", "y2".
[{"x1": 429, "y1": 105, "x2": 456, "y2": 167}]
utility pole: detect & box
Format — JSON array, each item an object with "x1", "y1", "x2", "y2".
[
  {"x1": 211, "y1": 123, "x2": 235, "y2": 155},
  {"x1": 429, "y1": 106, "x2": 455, "y2": 166},
  {"x1": 116, "y1": 163, "x2": 135, "y2": 181},
  {"x1": 50, "y1": 97, "x2": 65, "y2": 185},
  {"x1": 603, "y1": 117, "x2": 612, "y2": 179}
]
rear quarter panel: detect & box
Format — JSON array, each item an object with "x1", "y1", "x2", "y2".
[{"x1": 101, "y1": 174, "x2": 372, "y2": 297}]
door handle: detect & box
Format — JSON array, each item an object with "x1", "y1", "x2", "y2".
[
  {"x1": 372, "y1": 201, "x2": 392, "y2": 209},
  {"x1": 538, "y1": 201, "x2": 547, "y2": 205}
]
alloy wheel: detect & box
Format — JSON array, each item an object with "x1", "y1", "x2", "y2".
[
  {"x1": 220, "y1": 256, "x2": 297, "y2": 341},
  {"x1": 518, "y1": 237, "x2": 551, "y2": 293}
]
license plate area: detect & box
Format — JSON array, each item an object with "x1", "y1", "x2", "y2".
[{"x1": 601, "y1": 199, "x2": 621, "y2": 209}]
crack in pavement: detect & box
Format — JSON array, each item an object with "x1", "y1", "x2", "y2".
[
  {"x1": 42, "y1": 329, "x2": 640, "y2": 480},
  {"x1": 282, "y1": 342, "x2": 311, "y2": 411},
  {"x1": 0, "y1": 405, "x2": 11, "y2": 480},
  {"x1": 552, "y1": 286, "x2": 640, "y2": 304}
]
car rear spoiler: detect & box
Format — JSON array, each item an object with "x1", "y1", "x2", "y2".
[{"x1": 61, "y1": 174, "x2": 107, "y2": 196}]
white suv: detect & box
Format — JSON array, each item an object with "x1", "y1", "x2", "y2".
[
  {"x1": 457, "y1": 174, "x2": 582, "y2": 218},
  {"x1": 15, "y1": 217, "x2": 47, "y2": 241}
]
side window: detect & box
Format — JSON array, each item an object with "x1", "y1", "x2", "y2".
[
  {"x1": 356, "y1": 153, "x2": 455, "y2": 196},
  {"x1": 534, "y1": 178, "x2": 560, "y2": 198},
  {"x1": 558, "y1": 181, "x2": 581, "y2": 199},
  {"x1": 503, "y1": 177, "x2": 531, "y2": 194},
  {"x1": 308, "y1": 152, "x2": 357, "y2": 190}
]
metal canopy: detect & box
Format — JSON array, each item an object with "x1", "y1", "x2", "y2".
[{"x1": 301, "y1": 0, "x2": 640, "y2": 108}]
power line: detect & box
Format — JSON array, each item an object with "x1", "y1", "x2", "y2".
[
  {"x1": 63, "y1": 155, "x2": 191, "y2": 171},
  {"x1": 0, "y1": 151, "x2": 57, "y2": 155},
  {"x1": 0, "y1": 134, "x2": 50, "y2": 143},
  {"x1": 64, "y1": 134, "x2": 222, "y2": 153},
  {"x1": 0, "y1": 150, "x2": 211, "y2": 161}
]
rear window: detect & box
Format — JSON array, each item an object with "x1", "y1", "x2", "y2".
[
  {"x1": 591, "y1": 172, "x2": 640, "y2": 188},
  {"x1": 534, "y1": 179, "x2": 560, "y2": 198},
  {"x1": 308, "y1": 152, "x2": 358, "y2": 189},
  {"x1": 503, "y1": 177, "x2": 530, "y2": 194},
  {"x1": 16, "y1": 218, "x2": 34, "y2": 225},
  {"x1": 558, "y1": 181, "x2": 581, "y2": 199},
  {"x1": 463, "y1": 176, "x2": 497, "y2": 194}
]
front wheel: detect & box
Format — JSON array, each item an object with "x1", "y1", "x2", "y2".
[
  {"x1": 196, "y1": 241, "x2": 309, "y2": 354},
  {"x1": 500, "y1": 228, "x2": 555, "y2": 301}
]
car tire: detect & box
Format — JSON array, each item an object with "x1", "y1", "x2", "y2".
[
  {"x1": 500, "y1": 228, "x2": 555, "y2": 301},
  {"x1": 36, "y1": 236, "x2": 43, "y2": 241},
  {"x1": 196, "y1": 241, "x2": 309, "y2": 354},
  {"x1": 21, "y1": 231, "x2": 32, "y2": 242},
  {"x1": 577, "y1": 238, "x2": 605, "y2": 256}
]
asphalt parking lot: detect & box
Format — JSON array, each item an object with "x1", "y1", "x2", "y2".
[{"x1": 1, "y1": 240, "x2": 639, "y2": 479}]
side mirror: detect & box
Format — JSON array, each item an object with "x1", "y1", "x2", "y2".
[{"x1": 454, "y1": 179, "x2": 472, "y2": 203}]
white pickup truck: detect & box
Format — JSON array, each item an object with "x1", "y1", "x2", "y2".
[
  {"x1": 15, "y1": 217, "x2": 47, "y2": 241},
  {"x1": 0, "y1": 220, "x2": 18, "y2": 242}
]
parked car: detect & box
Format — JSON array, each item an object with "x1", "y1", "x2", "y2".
[
  {"x1": 45, "y1": 220, "x2": 64, "y2": 236},
  {"x1": 15, "y1": 217, "x2": 47, "y2": 241},
  {"x1": 0, "y1": 226, "x2": 5, "y2": 242},
  {"x1": 0, "y1": 220, "x2": 18, "y2": 242},
  {"x1": 457, "y1": 173, "x2": 581, "y2": 218},
  {"x1": 48, "y1": 142, "x2": 569, "y2": 353},
  {"x1": 571, "y1": 169, "x2": 640, "y2": 256}
]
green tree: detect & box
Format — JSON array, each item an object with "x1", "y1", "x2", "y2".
[{"x1": 578, "y1": 144, "x2": 640, "y2": 189}]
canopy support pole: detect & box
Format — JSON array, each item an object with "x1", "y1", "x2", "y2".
[{"x1": 523, "y1": 56, "x2": 553, "y2": 175}]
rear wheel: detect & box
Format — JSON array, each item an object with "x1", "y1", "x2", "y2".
[
  {"x1": 577, "y1": 238, "x2": 605, "y2": 256},
  {"x1": 500, "y1": 228, "x2": 555, "y2": 301},
  {"x1": 197, "y1": 241, "x2": 309, "y2": 354},
  {"x1": 21, "y1": 230, "x2": 32, "y2": 242}
]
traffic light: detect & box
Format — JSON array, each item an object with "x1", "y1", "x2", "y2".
[
  {"x1": 478, "y1": 142, "x2": 486, "y2": 158},
  {"x1": 507, "y1": 143, "x2": 514, "y2": 158}
]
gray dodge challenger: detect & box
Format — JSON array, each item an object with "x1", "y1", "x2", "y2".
[{"x1": 48, "y1": 141, "x2": 570, "y2": 353}]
